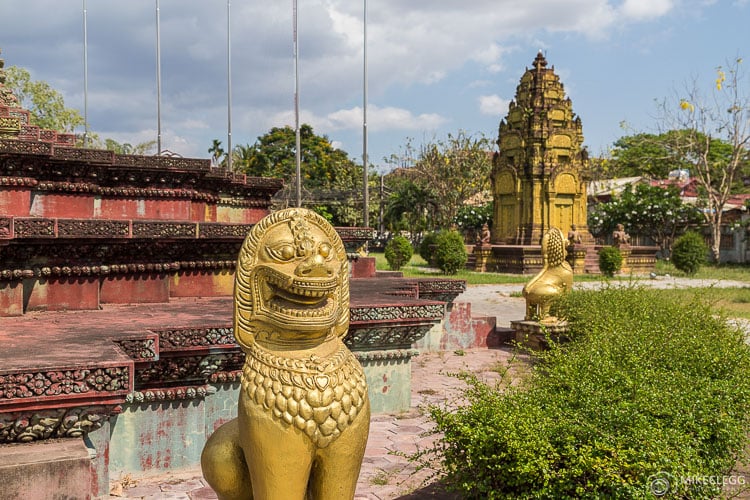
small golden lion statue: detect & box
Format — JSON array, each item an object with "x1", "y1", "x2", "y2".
[
  {"x1": 522, "y1": 227, "x2": 573, "y2": 324},
  {"x1": 201, "y1": 208, "x2": 370, "y2": 500}
]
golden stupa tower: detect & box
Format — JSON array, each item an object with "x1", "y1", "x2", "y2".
[{"x1": 491, "y1": 52, "x2": 591, "y2": 246}]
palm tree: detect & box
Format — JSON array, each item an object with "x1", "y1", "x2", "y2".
[
  {"x1": 231, "y1": 144, "x2": 254, "y2": 172},
  {"x1": 208, "y1": 139, "x2": 225, "y2": 166}
]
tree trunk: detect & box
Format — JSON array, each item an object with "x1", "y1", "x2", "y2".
[{"x1": 710, "y1": 214, "x2": 722, "y2": 263}]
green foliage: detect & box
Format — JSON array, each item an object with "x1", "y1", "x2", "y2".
[
  {"x1": 384, "y1": 131, "x2": 492, "y2": 232},
  {"x1": 453, "y1": 203, "x2": 493, "y2": 231},
  {"x1": 5, "y1": 66, "x2": 84, "y2": 133},
  {"x1": 383, "y1": 177, "x2": 437, "y2": 234},
  {"x1": 588, "y1": 183, "x2": 702, "y2": 256},
  {"x1": 603, "y1": 132, "x2": 690, "y2": 179},
  {"x1": 425, "y1": 287, "x2": 750, "y2": 499},
  {"x1": 104, "y1": 139, "x2": 156, "y2": 155},
  {"x1": 418, "y1": 231, "x2": 439, "y2": 263},
  {"x1": 384, "y1": 235, "x2": 413, "y2": 271},
  {"x1": 234, "y1": 124, "x2": 364, "y2": 226},
  {"x1": 208, "y1": 138, "x2": 226, "y2": 165},
  {"x1": 598, "y1": 246, "x2": 623, "y2": 277},
  {"x1": 433, "y1": 230, "x2": 467, "y2": 275},
  {"x1": 671, "y1": 231, "x2": 708, "y2": 275}
]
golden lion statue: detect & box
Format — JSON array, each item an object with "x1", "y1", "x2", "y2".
[
  {"x1": 522, "y1": 227, "x2": 573, "y2": 324},
  {"x1": 201, "y1": 208, "x2": 370, "y2": 500}
]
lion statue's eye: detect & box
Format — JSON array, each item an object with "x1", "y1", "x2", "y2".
[
  {"x1": 266, "y1": 242, "x2": 296, "y2": 262},
  {"x1": 319, "y1": 243, "x2": 331, "y2": 259}
]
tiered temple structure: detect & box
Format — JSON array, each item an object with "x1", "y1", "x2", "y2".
[
  {"x1": 0, "y1": 50, "x2": 483, "y2": 498},
  {"x1": 475, "y1": 52, "x2": 656, "y2": 274},
  {"x1": 491, "y1": 51, "x2": 591, "y2": 247}
]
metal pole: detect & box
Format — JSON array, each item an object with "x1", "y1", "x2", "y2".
[
  {"x1": 227, "y1": 0, "x2": 233, "y2": 171},
  {"x1": 156, "y1": 0, "x2": 162, "y2": 155},
  {"x1": 362, "y1": 0, "x2": 369, "y2": 227},
  {"x1": 293, "y1": 0, "x2": 301, "y2": 207},
  {"x1": 83, "y1": 0, "x2": 89, "y2": 148},
  {"x1": 379, "y1": 171, "x2": 384, "y2": 235}
]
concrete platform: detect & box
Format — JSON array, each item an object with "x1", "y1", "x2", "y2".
[{"x1": 0, "y1": 438, "x2": 93, "y2": 500}]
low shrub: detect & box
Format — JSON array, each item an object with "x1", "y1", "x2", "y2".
[
  {"x1": 418, "y1": 231, "x2": 439, "y2": 264},
  {"x1": 598, "y1": 246, "x2": 623, "y2": 277},
  {"x1": 671, "y1": 231, "x2": 708, "y2": 275},
  {"x1": 425, "y1": 286, "x2": 750, "y2": 499},
  {"x1": 384, "y1": 235, "x2": 413, "y2": 271},
  {"x1": 433, "y1": 230, "x2": 468, "y2": 275}
]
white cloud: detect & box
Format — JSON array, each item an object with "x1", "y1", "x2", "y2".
[
  {"x1": 619, "y1": 0, "x2": 674, "y2": 20},
  {"x1": 471, "y1": 43, "x2": 513, "y2": 73},
  {"x1": 478, "y1": 95, "x2": 511, "y2": 116},
  {"x1": 0, "y1": 0, "x2": 724, "y2": 163}
]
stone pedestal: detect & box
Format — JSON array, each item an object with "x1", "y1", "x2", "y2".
[
  {"x1": 472, "y1": 244, "x2": 493, "y2": 272},
  {"x1": 616, "y1": 245, "x2": 632, "y2": 274},
  {"x1": 510, "y1": 319, "x2": 569, "y2": 350},
  {"x1": 567, "y1": 244, "x2": 589, "y2": 274}
]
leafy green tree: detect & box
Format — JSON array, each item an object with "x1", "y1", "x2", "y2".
[
  {"x1": 230, "y1": 143, "x2": 254, "y2": 172},
  {"x1": 104, "y1": 138, "x2": 157, "y2": 155},
  {"x1": 588, "y1": 183, "x2": 702, "y2": 257},
  {"x1": 654, "y1": 57, "x2": 750, "y2": 261},
  {"x1": 238, "y1": 125, "x2": 364, "y2": 226},
  {"x1": 604, "y1": 132, "x2": 688, "y2": 179},
  {"x1": 410, "y1": 131, "x2": 492, "y2": 229},
  {"x1": 5, "y1": 66, "x2": 83, "y2": 133},
  {"x1": 382, "y1": 177, "x2": 437, "y2": 236}
]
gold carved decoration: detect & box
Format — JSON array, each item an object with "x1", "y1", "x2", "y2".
[
  {"x1": 554, "y1": 172, "x2": 578, "y2": 194},
  {"x1": 522, "y1": 227, "x2": 573, "y2": 323},
  {"x1": 495, "y1": 171, "x2": 515, "y2": 195},
  {"x1": 202, "y1": 208, "x2": 370, "y2": 500},
  {"x1": 491, "y1": 52, "x2": 591, "y2": 246}
]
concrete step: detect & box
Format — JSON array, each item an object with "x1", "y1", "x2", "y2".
[{"x1": 0, "y1": 438, "x2": 92, "y2": 500}]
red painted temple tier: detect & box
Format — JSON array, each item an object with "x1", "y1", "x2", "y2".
[
  {"x1": 0, "y1": 130, "x2": 470, "y2": 497},
  {"x1": 0, "y1": 136, "x2": 465, "y2": 414},
  {"x1": 0, "y1": 53, "x2": 472, "y2": 496}
]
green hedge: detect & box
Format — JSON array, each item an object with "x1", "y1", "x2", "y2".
[
  {"x1": 418, "y1": 231, "x2": 439, "y2": 264},
  {"x1": 598, "y1": 246, "x2": 623, "y2": 277},
  {"x1": 427, "y1": 286, "x2": 750, "y2": 499},
  {"x1": 433, "y1": 230, "x2": 468, "y2": 275},
  {"x1": 671, "y1": 231, "x2": 708, "y2": 275},
  {"x1": 384, "y1": 235, "x2": 413, "y2": 271}
]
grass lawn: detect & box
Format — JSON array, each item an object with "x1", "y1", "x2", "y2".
[
  {"x1": 654, "y1": 287, "x2": 750, "y2": 320},
  {"x1": 372, "y1": 252, "x2": 750, "y2": 318}
]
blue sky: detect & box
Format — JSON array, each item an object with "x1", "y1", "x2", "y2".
[{"x1": 0, "y1": 0, "x2": 746, "y2": 171}]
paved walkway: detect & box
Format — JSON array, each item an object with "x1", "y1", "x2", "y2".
[
  {"x1": 107, "y1": 277, "x2": 750, "y2": 499},
  {"x1": 107, "y1": 348, "x2": 515, "y2": 500}
]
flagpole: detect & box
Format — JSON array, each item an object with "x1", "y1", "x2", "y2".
[
  {"x1": 293, "y1": 0, "x2": 301, "y2": 207},
  {"x1": 155, "y1": 0, "x2": 162, "y2": 155},
  {"x1": 82, "y1": 0, "x2": 89, "y2": 148},
  {"x1": 226, "y1": 0, "x2": 233, "y2": 171},
  {"x1": 362, "y1": 0, "x2": 369, "y2": 227}
]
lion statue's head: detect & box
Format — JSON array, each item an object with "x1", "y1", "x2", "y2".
[{"x1": 234, "y1": 208, "x2": 349, "y2": 349}]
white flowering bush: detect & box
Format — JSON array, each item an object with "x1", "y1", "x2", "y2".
[
  {"x1": 453, "y1": 203, "x2": 493, "y2": 231},
  {"x1": 588, "y1": 184, "x2": 702, "y2": 256}
]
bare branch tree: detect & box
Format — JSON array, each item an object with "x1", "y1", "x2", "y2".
[{"x1": 656, "y1": 57, "x2": 749, "y2": 261}]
